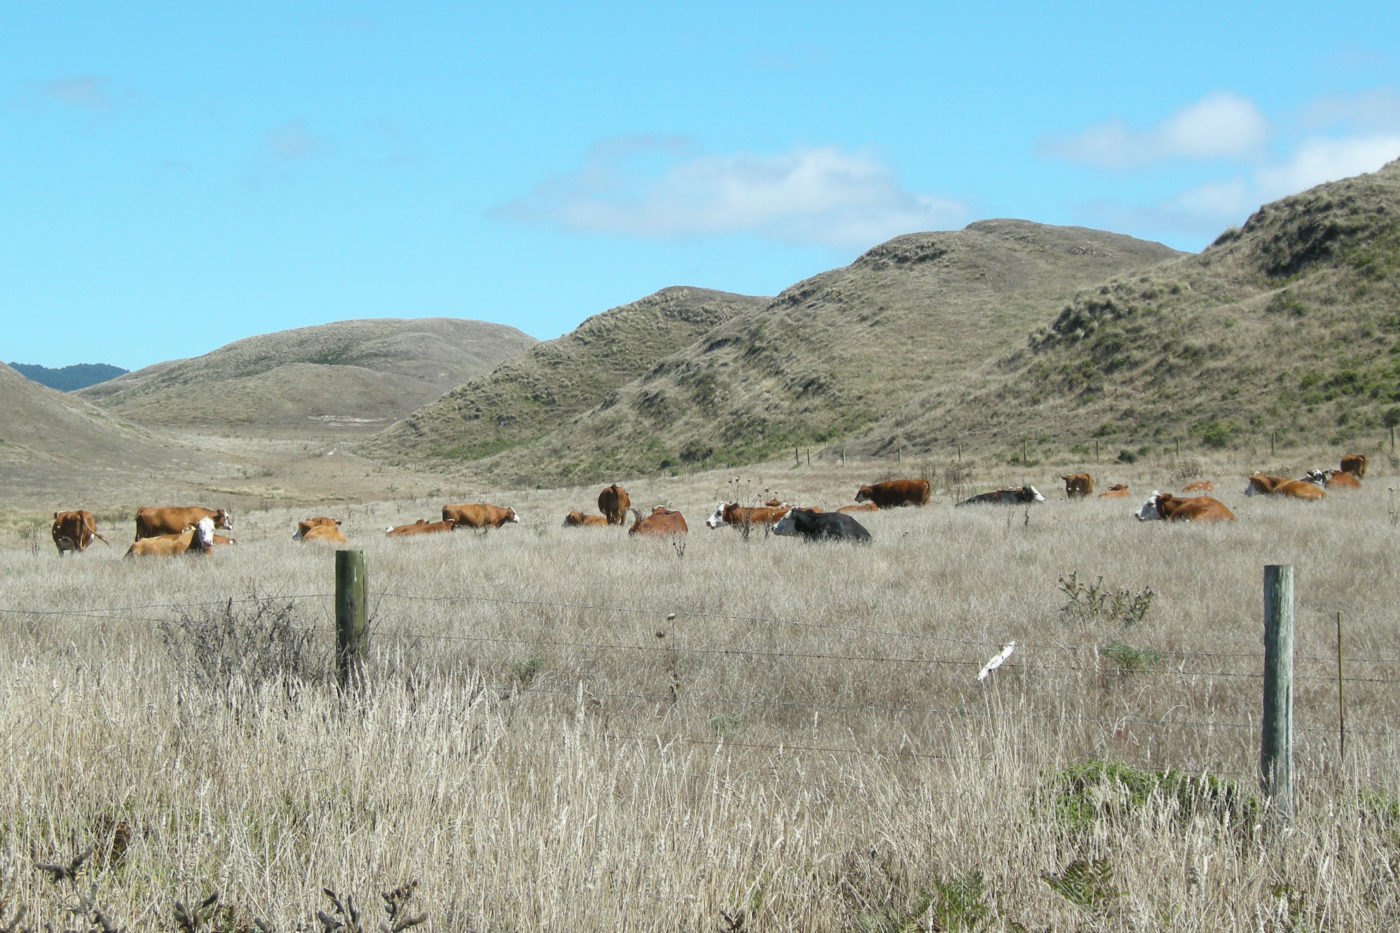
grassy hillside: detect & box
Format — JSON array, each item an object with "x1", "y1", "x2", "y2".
[
  {"x1": 367, "y1": 287, "x2": 770, "y2": 474},
  {"x1": 862, "y1": 158, "x2": 1400, "y2": 463},
  {"x1": 78, "y1": 318, "x2": 536, "y2": 434},
  {"x1": 386, "y1": 222, "x2": 1181, "y2": 485},
  {"x1": 9, "y1": 361, "x2": 128, "y2": 391}
]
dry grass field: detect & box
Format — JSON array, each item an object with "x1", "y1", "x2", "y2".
[{"x1": 2, "y1": 452, "x2": 1399, "y2": 930}]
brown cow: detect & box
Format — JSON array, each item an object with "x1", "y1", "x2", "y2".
[
  {"x1": 854, "y1": 479, "x2": 931, "y2": 509},
  {"x1": 563, "y1": 510, "x2": 608, "y2": 527},
  {"x1": 628, "y1": 507, "x2": 688, "y2": 536},
  {"x1": 1061, "y1": 473, "x2": 1094, "y2": 499},
  {"x1": 1183, "y1": 480, "x2": 1214, "y2": 493},
  {"x1": 598, "y1": 484, "x2": 631, "y2": 525},
  {"x1": 1097, "y1": 484, "x2": 1130, "y2": 498},
  {"x1": 704, "y1": 502, "x2": 790, "y2": 529},
  {"x1": 1244, "y1": 473, "x2": 1326, "y2": 500},
  {"x1": 1340, "y1": 454, "x2": 1367, "y2": 478},
  {"x1": 51, "y1": 510, "x2": 108, "y2": 556},
  {"x1": 294, "y1": 516, "x2": 341, "y2": 540},
  {"x1": 385, "y1": 519, "x2": 458, "y2": 537},
  {"x1": 1305, "y1": 469, "x2": 1361, "y2": 490},
  {"x1": 135, "y1": 506, "x2": 232, "y2": 540},
  {"x1": 1137, "y1": 492, "x2": 1235, "y2": 523},
  {"x1": 837, "y1": 502, "x2": 880, "y2": 513},
  {"x1": 442, "y1": 503, "x2": 519, "y2": 530},
  {"x1": 124, "y1": 517, "x2": 217, "y2": 557},
  {"x1": 300, "y1": 523, "x2": 349, "y2": 546}
]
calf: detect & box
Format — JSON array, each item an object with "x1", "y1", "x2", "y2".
[
  {"x1": 704, "y1": 502, "x2": 790, "y2": 529},
  {"x1": 1097, "y1": 484, "x2": 1130, "y2": 498},
  {"x1": 563, "y1": 510, "x2": 609, "y2": 527},
  {"x1": 628, "y1": 507, "x2": 688, "y2": 536},
  {"x1": 293, "y1": 516, "x2": 341, "y2": 540},
  {"x1": 125, "y1": 517, "x2": 216, "y2": 557},
  {"x1": 300, "y1": 523, "x2": 349, "y2": 546},
  {"x1": 386, "y1": 519, "x2": 458, "y2": 537},
  {"x1": 773, "y1": 508, "x2": 871, "y2": 543}
]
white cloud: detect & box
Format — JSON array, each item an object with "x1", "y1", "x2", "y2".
[
  {"x1": 493, "y1": 138, "x2": 969, "y2": 248},
  {"x1": 1043, "y1": 91, "x2": 1269, "y2": 168},
  {"x1": 1255, "y1": 134, "x2": 1400, "y2": 201}
]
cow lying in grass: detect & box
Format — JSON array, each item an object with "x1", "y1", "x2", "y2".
[{"x1": 125, "y1": 517, "x2": 216, "y2": 558}]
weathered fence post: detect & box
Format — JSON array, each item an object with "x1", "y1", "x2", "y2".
[
  {"x1": 336, "y1": 549, "x2": 368, "y2": 690},
  {"x1": 1261, "y1": 564, "x2": 1294, "y2": 820}
]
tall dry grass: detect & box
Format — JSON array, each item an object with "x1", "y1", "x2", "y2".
[{"x1": 2, "y1": 456, "x2": 1399, "y2": 929}]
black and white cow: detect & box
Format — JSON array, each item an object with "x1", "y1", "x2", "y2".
[
  {"x1": 773, "y1": 507, "x2": 872, "y2": 543},
  {"x1": 955, "y1": 485, "x2": 1045, "y2": 507}
]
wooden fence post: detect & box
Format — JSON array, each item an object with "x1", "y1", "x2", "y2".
[
  {"x1": 336, "y1": 549, "x2": 368, "y2": 690},
  {"x1": 1261, "y1": 564, "x2": 1294, "y2": 820}
]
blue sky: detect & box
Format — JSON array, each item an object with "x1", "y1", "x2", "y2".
[{"x1": 4, "y1": 2, "x2": 1399, "y2": 370}]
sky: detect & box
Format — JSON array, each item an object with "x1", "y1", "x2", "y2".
[{"x1": 4, "y1": 2, "x2": 1400, "y2": 370}]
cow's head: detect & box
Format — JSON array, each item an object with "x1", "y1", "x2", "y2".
[
  {"x1": 193, "y1": 517, "x2": 216, "y2": 553},
  {"x1": 1243, "y1": 473, "x2": 1267, "y2": 496},
  {"x1": 704, "y1": 503, "x2": 732, "y2": 529},
  {"x1": 772, "y1": 508, "x2": 798, "y2": 536},
  {"x1": 1136, "y1": 492, "x2": 1165, "y2": 521},
  {"x1": 854, "y1": 485, "x2": 874, "y2": 503},
  {"x1": 1023, "y1": 486, "x2": 1046, "y2": 503},
  {"x1": 215, "y1": 508, "x2": 233, "y2": 530}
]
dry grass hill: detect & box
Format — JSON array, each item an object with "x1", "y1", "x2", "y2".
[
  {"x1": 380, "y1": 222, "x2": 1182, "y2": 485},
  {"x1": 77, "y1": 317, "x2": 536, "y2": 434},
  {"x1": 863, "y1": 157, "x2": 1400, "y2": 462}
]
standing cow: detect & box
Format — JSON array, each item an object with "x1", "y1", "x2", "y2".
[
  {"x1": 442, "y1": 503, "x2": 519, "y2": 530},
  {"x1": 135, "y1": 506, "x2": 233, "y2": 540},
  {"x1": 51, "y1": 510, "x2": 108, "y2": 556},
  {"x1": 598, "y1": 484, "x2": 631, "y2": 525},
  {"x1": 1061, "y1": 473, "x2": 1094, "y2": 499},
  {"x1": 853, "y1": 479, "x2": 931, "y2": 509}
]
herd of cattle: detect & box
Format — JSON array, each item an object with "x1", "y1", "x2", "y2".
[{"x1": 45, "y1": 454, "x2": 1370, "y2": 557}]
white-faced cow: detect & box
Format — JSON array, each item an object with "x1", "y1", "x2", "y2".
[
  {"x1": 956, "y1": 486, "x2": 1046, "y2": 507},
  {"x1": 1136, "y1": 492, "x2": 1236, "y2": 523},
  {"x1": 704, "y1": 502, "x2": 791, "y2": 529},
  {"x1": 773, "y1": 507, "x2": 872, "y2": 542},
  {"x1": 124, "y1": 516, "x2": 216, "y2": 557}
]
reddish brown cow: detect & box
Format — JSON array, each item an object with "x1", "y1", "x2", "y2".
[
  {"x1": 837, "y1": 502, "x2": 880, "y2": 513},
  {"x1": 1340, "y1": 454, "x2": 1367, "y2": 478},
  {"x1": 1183, "y1": 480, "x2": 1214, "y2": 493},
  {"x1": 598, "y1": 484, "x2": 631, "y2": 525},
  {"x1": 1244, "y1": 473, "x2": 1326, "y2": 500},
  {"x1": 125, "y1": 517, "x2": 217, "y2": 557},
  {"x1": 854, "y1": 479, "x2": 931, "y2": 509},
  {"x1": 300, "y1": 523, "x2": 349, "y2": 546},
  {"x1": 563, "y1": 510, "x2": 609, "y2": 527},
  {"x1": 135, "y1": 506, "x2": 232, "y2": 540},
  {"x1": 1061, "y1": 473, "x2": 1094, "y2": 499},
  {"x1": 1097, "y1": 484, "x2": 1130, "y2": 498},
  {"x1": 1137, "y1": 492, "x2": 1235, "y2": 523},
  {"x1": 51, "y1": 510, "x2": 108, "y2": 556},
  {"x1": 629, "y1": 507, "x2": 688, "y2": 536},
  {"x1": 442, "y1": 503, "x2": 519, "y2": 530},
  {"x1": 385, "y1": 519, "x2": 458, "y2": 537}
]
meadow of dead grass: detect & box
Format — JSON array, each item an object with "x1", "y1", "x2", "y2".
[{"x1": 2, "y1": 453, "x2": 1398, "y2": 930}]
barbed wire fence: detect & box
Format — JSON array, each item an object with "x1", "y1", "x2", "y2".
[{"x1": 3, "y1": 565, "x2": 1397, "y2": 798}]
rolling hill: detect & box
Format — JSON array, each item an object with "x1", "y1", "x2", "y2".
[
  {"x1": 78, "y1": 318, "x2": 536, "y2": 434},
  {"x1": 377, "y1": 222, "x2": 1182, "y2": 485},
  {"x1": 9, "y1": 362, "x2": 128, "y2": 391}
]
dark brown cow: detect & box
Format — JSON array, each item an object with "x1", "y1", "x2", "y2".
[
  {"x1": 1340, "y1": 454, "x2": 1367, "y2": 478},
  {"x1": 704, "y1": 502, "x2": 791, "y2": 529},
  {"x1": 135, "y1": 506, "x2": 232, "y2": 540},
  {"x1": 300, "y1": 523, "x2": 349, "y2": 546},
  {"x1": 563, "y1": 510, "x2": 609, "y2": 527},
  {"x1": 628, "y1": 507, "x2": 688, "y2": 536},
  {"x1": 294, "y1": 516, "x2": 341, "y2": 540},
  {"x1": 1097, "y1": 484, "x2": 1130, "y2": 498},
  {"x1": 1061, "y1": 473, "x2": 1094, "y2": 499},
  {"x1": 51, "y1": 510, "x2": 108, "y2": 556},
  {"x1": 125, "y1": 516, "x2": 217, "y2": 557},
  {"x1": 1244, "y1": 473, "x2": 1326, "y2": 500},
  {"x1": 1137, "y1": 492, "x2": 1235, "y2": 523},
  {"x1": 385, "y1": 519, "x2": 458, "y2": 537},
  {"x1": 442, "y1": 503, "x2": 519, "y2": 529},
  {"x1": 854, "y1": 479, "x2": 931, "y2": 509},
  {"x1": 598, "y1": 484, "x2": 631, "y2": 525}
]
